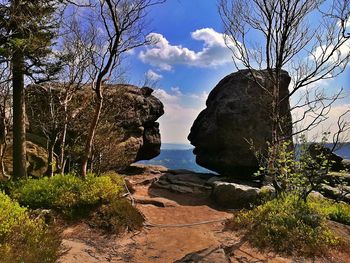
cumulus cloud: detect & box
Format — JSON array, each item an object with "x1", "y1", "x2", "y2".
[
  {"x1": 145, "y1": 69, "x2": 163, "y2": 81},
  {"x1": 311, "y1": 42, "x2": 350, "y2": 66},
  {"x1": 139, "y1": 28, "x2": 236, "y2": 71},
  {"x1": 152, "y1": 87, "x2": 208, "y2": 143},
  {"x1": 292, "y1": 103, "x2": 350, "y2": 142}
]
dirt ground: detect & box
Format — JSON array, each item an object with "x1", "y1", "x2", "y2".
[{"x1": 58, "y1": 167, "x2": 350, "y2": 263}]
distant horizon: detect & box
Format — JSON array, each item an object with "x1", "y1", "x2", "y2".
[
  {"x1": 161, "y1": 142, "x2": 193, "y2": 150},
  {"x1": 161, "y1": 141, "x2": 350, "y2": 150}
]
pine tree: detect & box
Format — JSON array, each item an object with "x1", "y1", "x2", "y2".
[{"x1": 0, "y1": 0, "x2": 60, "y2": 179}]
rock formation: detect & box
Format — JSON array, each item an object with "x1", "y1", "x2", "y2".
[
  {"x1": 3, "y1": 141, "x2": 48, "y2": 178},
  {"x1": 188, "y1": 69, "x2": 292, "y2": 179},
  {"x1": 308, "y1": 143, "x2": 349, "y2": 172},
  {"x1": 26, "y1": 84, "x2": 164, "y2": 172}
]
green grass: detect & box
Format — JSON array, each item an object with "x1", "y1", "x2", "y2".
[{"x1": 0, "y1": 191, "x2": 60, "y2": 263}]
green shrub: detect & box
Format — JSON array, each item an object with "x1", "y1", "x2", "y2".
[
  {"x1": 0, "y1": 192, "x2": 60, "y2": 263},
  {"x1": 8, "y1": 173, "x2": 124, "y2": 215},
  {"x1": 80, "y1": 173, "x2": 124, "y2": 205},
  {"x1": 253, "y1": 134, "x2": 339, "y2": 202},
  {"x1": 309, "y1": 197, "x2": 350, "y2": 225},
  {"x1": 227, "y1": 195, "x2": 339, "y2": 256},
  {"x1": 90, "y1": 198, "x2": 144, "y2": 234}
]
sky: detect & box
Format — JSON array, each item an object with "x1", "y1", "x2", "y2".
[{"x1": 122, "y1": 0, "x2": 350, "y2": 144}]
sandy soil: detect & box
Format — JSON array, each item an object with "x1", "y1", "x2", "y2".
[{"x1": 58, "y1": 168, "x2": 350, "y2": 263}]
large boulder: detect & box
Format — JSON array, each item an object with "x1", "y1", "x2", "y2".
[
  {"x1": 188, "y1": 69, "x2": 292, "y2": 179},
  {"x1": 211, "y1": 181, "x2": 261, "y2": 208},
  {"x1": 26, "y1": 84, "x2": 164, "y2": 172}
]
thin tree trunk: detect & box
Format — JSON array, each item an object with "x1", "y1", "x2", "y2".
[
  {"x1": 81, "y1": 97, "x2": 103, "y2": 178},
  {"x1": 0, "y1": 144, "x2": 9, "y2": 180},
  {"x1": 57, "y1": 105, "x2": 68, "y2": 175},
  {"x1": 0, "y1": 107, "x2": 9, "y2": 180},
  {"x1": 46, "y1": 136, "x2": 57, "y2": 177},
  {"x1": 12, "y1": 49, "x2": 27, "y2": 179},
  {"x1": 268, "y1": 71, "x2": 282, "y2": 194}
]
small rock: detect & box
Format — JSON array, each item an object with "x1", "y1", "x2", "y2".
[
  {"x1": 133, "y1": 196, "x2": 177, "y2": 207},
  {"x1": 309, "y1": 191, "x2": 325, "y2": 199}
]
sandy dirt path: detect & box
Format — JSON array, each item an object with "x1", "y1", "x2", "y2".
[{"x1": 58, "y1": 167, "x2": 350, "y2": 263}]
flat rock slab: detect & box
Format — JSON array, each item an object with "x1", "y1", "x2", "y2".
[
  {"x1": 174, "y1": 247, "x2": 230, "y2": 263},
  {"x1": 133, "y1": 195, "x2": 177, "y2": 207},
  {"x1": 166, "y1": 173, "x2": 214, "y2": 185}
]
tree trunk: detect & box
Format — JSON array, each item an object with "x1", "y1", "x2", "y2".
[
  {"x1": 46, "y1": 136, "x2": 57, "y2": 177},
  {"x1": 57, "y1": 105, "x2": 68, "y2": 175},
  {"x1": 81, "y1": 98, "x2": 103, "y2": 178},
  {"x1": 268, "y1": 71, "x2": 282, "y2": 194},
  {"x1": 0, "y1": 144, "x2": 9, "y2": 181},
  {"x1": 12, "y1": 49, "x2": 27, "y2": 179},
  {"x1": 0, "y1": 108, "x2": 9, "y2": 180}
]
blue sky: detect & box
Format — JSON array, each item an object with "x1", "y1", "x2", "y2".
[{"x1": 122, "y1": 0, "x2": 350, "y2": 144}]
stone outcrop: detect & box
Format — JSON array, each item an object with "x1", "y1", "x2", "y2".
[
  {"x1": 26, "y1": 84, "x2": 164, "y2": 172},
  {"x1": 188, "y1": 69, "x2": 292, "y2": 179},
  {"x1": 211, "y1": 181, "x2": 261, "y2": 208},
  {"x1": 93, "y1": 85, "x2": 164, "y2": 171},
  {"x1": 4, "y1": 141, "x2": 48, "y2": 177},
  {"x1": 308, "y1": 143, "x2": 349, "y2": 172},
  {"x1": 319, "y1": 184, "x2": 350, "y2": 203}
]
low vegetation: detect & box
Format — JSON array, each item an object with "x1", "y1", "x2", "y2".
[
  {"x1": 0, "y1": 191, "x2": 61, "y2": 263},
  {"x1": 90, "y1": 198, "x2": 144, "y2": 234},
  {"x1": 2, "y1": 172, "x2": 124, "y2": 217},
  {"x1": 0, "y1": 172, "x2": 144, "y2": 262},
  {"x1": 231, "y1": 135, "x2": 350, "y2": 256},
  {"x1": 309, "y1": 197, "x2": 350, "y2": 226},
  {"x1": 227, "y1": 195, "x2": 341, "y2": 256}
]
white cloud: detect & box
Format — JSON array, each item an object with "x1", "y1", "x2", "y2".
[
  {"x1": 310, "y1": 42, "x2": 350, "y2": 67},
  {"x1": 170, "y1": 86, "x2": 182, "y2": 96},
  {"x1": 152, "y1": 87, "x2": 208, "y2": 143},
  {"x1": 153, "y1": 88, "x2": 180, "y2": 103},
  {"x1": 153, "y1": 87, "x2": 350, "y2": 144},
  {"x1": 139, "y1": 28, "x2": 236, "y2": 71},
  {"x1": 145, "y1": 69, "x2": 163, "y2": 81},
  {"x1": 292, "y1": 103, "x2": 350, "y2": 142},
  {"x1": 189, "y1": 91, "x2": 209, "y2": 100}
]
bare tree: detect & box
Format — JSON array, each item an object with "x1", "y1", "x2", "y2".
[
  {"x1": 79, "y1": 0, "x2": 165, "y2": 178},
  {"x1": 55, "y1": 15, "x2": 94, "y2": 174},
  {"x1": 219, "y1": 0, "x2": 350, "y2": 192},
  {"x1": 26, "y1": 84, "x2": 64, "y2": 177}
]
